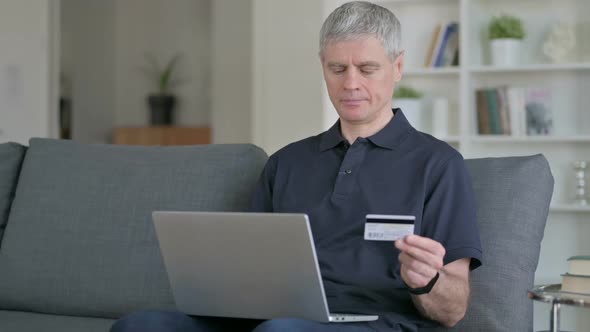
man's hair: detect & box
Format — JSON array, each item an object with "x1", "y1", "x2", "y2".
[{"x1": 319, "y1": 1, "x2": 402, "y2": 62}]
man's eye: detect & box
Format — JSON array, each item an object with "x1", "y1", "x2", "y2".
[
  {"x1": 332, "y1": 68, "x2": 345, "y2": 74},
  {"x1": 361, "y1": 67, "x2": 378, "y2": 74}
]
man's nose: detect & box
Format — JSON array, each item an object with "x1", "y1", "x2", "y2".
[{"x1": 343, "y1": 69, "x2": 360, "y2": 90}]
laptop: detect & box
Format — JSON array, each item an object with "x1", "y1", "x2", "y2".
[{"x1": 152, "y1": 211, "x2": 379, "y2": 323}]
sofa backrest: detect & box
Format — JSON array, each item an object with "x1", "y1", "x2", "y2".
[
  {"x1": 429, "y1": 154, "x2": 554, "y2": 332},
  {"x1": 0, "y1": 138, "x2": 268, "y2": 319},
  {"x1": 0, "y1": 142, "x2": 26, "y2": 242},
  {"x1": 0, "y1": 140, "x2": 554, "y2": 329}
]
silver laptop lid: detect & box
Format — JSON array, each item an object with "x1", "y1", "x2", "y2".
[{"x1": 152, "y1": 211, "x2": 332, "y2": 322}]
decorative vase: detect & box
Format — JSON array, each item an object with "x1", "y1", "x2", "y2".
[
  {"x1": 148, "y1": 94, "x2": 176, "y2": 125},
  {"x1": 491, "y1": 39, "x2": 522, "y2": 66},
  {"x1": 395, "y1": 98, "x2": 426, "y2": 132},
  {"x1": 543, "y1": 23, "x2": 576, "y2": 63}
]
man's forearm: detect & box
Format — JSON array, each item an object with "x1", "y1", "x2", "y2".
[{"x1": 411, "y1": 262, "x2": 470, "y2": 327}]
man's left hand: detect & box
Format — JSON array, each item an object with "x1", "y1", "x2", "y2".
[{"x1": 395, "y1": 234, "x2": 445, "y2": 289}]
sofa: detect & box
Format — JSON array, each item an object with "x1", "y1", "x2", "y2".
[{"x1": 0, "y1": 138, "x2": 553, "y2": 331}]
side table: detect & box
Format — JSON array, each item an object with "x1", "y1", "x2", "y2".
[
  {"x1": 113, "y1": 126, "x2": 211, "y2": 146},
  {"x1": 528, "y1": 284, "x2": 590, "y2": 332}
]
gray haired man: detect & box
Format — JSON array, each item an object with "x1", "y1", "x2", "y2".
[{"x1": 110, "y1": 2, "x2": 482, "y2": 331}]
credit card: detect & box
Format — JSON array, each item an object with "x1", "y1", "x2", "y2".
[{"x1": 364, "y1": 214, "x2": 415, "y2": 241}]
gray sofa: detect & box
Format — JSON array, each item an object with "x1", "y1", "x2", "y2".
[{"x1": 0, "y1": 138, "x2": 553, "y2": 331}]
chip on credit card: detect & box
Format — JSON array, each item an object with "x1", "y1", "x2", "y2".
[{"x1": 364, "y1": 214, "x2": 415, "y2": 241}]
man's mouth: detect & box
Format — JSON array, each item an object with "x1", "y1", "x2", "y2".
[{"x1": 341, "y1": 99, "x2": 365, "y2": 106}]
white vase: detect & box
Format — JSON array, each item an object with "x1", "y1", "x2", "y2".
[
  {"x1": 395, "y1": 98, "x2": 425, "y2": 131},
  {"x1": 491, "y1": 39, "x2": 522, "y2": 66}
]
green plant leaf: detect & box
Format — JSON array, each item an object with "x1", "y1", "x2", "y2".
[
  {"x1": 394, "y1": 86, "x2": 422, "y2": 99},
  {"x1": 141, "y1": 53, "x2": 182, "y2": 95},
  {"x1": 489, "y1": 14, "x2": 525, "y2": 40},
  {"x1": 160, "y1": 54, "x2": 181, "y2": 94}
]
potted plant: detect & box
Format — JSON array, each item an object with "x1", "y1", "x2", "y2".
[
  {"x1": 393, "y1": 86, "x2": 426, "y2": 131},
  {"x1": 488, "y1": 14, "x2": 525, "y2": 66},
  {"x1": 143, "y1": 53, "x2": 182, "y2": 125}
]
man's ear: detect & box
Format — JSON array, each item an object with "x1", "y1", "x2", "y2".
[{"x1": 393, "y1": 51, "x2": 405, "y2": 82}]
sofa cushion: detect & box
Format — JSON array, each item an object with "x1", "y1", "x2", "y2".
[
  {"x1": 0, "y1": 142, "x2": 26, "y2": 242},
  {"x1": 429, "y1": 154, "x2": 553, "y2": 331},
  {"x1": 0, "y1": 138, "x2": 268, "y2": 318},
  {"x1": 0, "y1": 310, "x2": 113, "y2": 332}
]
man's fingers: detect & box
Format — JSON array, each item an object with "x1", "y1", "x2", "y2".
[
  {"x1": 403, "y1": 235, "x2": 446, "y2": 257},
  {"x1": 399, "y1": 252, "x2": 439, "y2": 281},
  {"x1": 395, "y1": 235, "x2": 445, "y2": 289},
  {"x1": 400, "y1": 264, "x2": 432, "y2": 289},
  {"x1": 396, "y1": 237, "x2": 444, "y2": 271}
]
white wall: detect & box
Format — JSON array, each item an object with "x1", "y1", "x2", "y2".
[
  {"x1": 252, "y1": 0, "x2": 325, "y2": 154},
  {"x1": 211, "y1": 0, "x2": 327, "y2": 152},
  {"x1": 0, "y1": 0, "x2": 58, "y2": 144},
  {"x1": 61, "y1": 0, "x2": 116, "y2": 143},
  {"x1": 6, "y1": 0, "x2": 327, "y2": 149},
  {"x1": 211, "y1": 0, "x2": 253, "y2": 144},
  {"x1": 61, "y1": 0, "x2": 211, "y2": 143},
  {"x1": 114, "y1": 0, "x2": 211, "y2": 127}
]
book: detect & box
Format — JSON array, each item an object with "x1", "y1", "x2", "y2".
[
  {"x1": 475, "y1": 89, "x2": 491, "y2": 135},
  {"x1": 568, "y1": 256, "x2": 590, "y2": 276},
  {"x1": 424, "y1": 24, "x2": 443, "y2": 67},
  {"x1": 506, "y1": 87, "x2": 526, "y2": 136},
  {"x1": 431, "y1": 22, "x2": 459, "y2": 67},
  {"x1": 438, "y1": 23, "x2": 459, "y2": 67},
  {"x1": 560, "y1": 256, "x2": 590, "y2": 294},
  {"x1": 561, "y1": 273, "x2": 590, "y2": 294},
  {"x1": 496, "y1": 86, "x2": 511, "y2": 135},
  {"x1": 424, "y1": 22, "x2": 459, "y2": 67},
  {"x1": 451, "y1": 47, "x2": 459, "y2": 66},
  {"x1": 429, "y1": 23, "x2": 447, "y2": 67},
  {"x1": 476, "y1": 87, "x2": 521, "y2": 135},
  {"x1": 485, "y1": 89, "x2": 502, "y2": 134}
]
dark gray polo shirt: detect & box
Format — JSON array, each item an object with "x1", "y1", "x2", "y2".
[{"x1": 250, "y1": 109, "x2": 482, "y2": 331}]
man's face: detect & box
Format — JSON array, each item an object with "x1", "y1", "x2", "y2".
[{"x1": 321, "y1": 36, "x2": 403, "y2": 125}]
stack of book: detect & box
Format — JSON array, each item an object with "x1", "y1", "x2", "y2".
[
  {"x1": 561, "y1": 256, "x2": 590, "y2": 294},
  {"x1": 475, "y1": 86, "x2": 553, "y2": 136},
  {"x1": 424, "y1": 22, "x2": 459, "y2": 67}
]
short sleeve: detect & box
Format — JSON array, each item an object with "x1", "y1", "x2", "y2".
[
  {"x1": 249, "y1": 155, "x2": 277, "y2": 212},
  {"x1": 421, "y1": 154, "x2": 482, "y2": 270}
]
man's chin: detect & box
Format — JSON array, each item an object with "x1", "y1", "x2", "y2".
[
  {"x1": 337, "y1": 104, "x2": 365, "y2": 115},
  {"x1": 337, "y1": 112, "x2": 369, "y2": 124}
]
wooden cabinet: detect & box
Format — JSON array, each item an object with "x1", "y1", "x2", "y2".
[{"x1": 113, "y1": 126, "x2": 211, "y2": 146}]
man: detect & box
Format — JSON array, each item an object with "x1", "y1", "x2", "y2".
[{"x1": 111, "y1": 2, "x2": 481, "y2": 331}]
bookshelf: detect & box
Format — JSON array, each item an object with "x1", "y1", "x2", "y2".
[{"x1": 321, "y1": 0, "x2": 590, "y2": 330}]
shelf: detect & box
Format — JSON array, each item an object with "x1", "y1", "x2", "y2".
[
  {"x1": 469, "y1": 63, "x2": 590, "y2": 74},
  {"x1": 469, "y1": 136, "x2": 590, "y2": 143},
  {"x1": 404, "y1": 67, "x2": 460, "y2": 76},
  {"x1": 550, "y1": 204, "x2": 590, "y2": 213}
]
